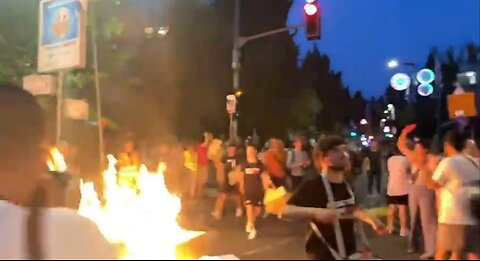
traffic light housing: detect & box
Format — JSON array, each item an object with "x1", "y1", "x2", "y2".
[{"x1": 304, "y1": 0, "x2": 321, "y2": 40}]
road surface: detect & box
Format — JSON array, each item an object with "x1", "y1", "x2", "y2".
[{"x1": 177, "y1": 171, "x2": 420, "y2": 260}]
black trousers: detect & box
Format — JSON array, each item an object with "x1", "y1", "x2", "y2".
[{"x1": 367, "y1": 170, "x2": 381, "y2": 194}]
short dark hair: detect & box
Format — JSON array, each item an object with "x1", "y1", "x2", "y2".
[
  {"x1": 0, "y1": 83, "x2": 45, "y2": 173},
  {"x1": 314, "y1": 136, "x2": 345, "y2": 157},
  {"x1": 443, "y1": 129, "x2": 468, "y2": 152},
  {"x1": 416, "y1": 139, "x2": 432, "y2": 151}
]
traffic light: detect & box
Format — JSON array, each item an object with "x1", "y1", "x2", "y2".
[{"x1": 304, "y1": 0, "x2": 321, "y2": 40}]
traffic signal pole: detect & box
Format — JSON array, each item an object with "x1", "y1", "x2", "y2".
[{"x1": 230, "y1": 0, "x2": 304, "y2": 142}]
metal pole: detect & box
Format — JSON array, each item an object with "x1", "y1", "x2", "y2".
[
  {"x1": 230, "y1": 0, "x2": 241, "y2": 143},
  {"x1": 56, "y1": 71, "x2": 64, "y2": 146},
  {"x1": 91, "y1": 6, "x2": 105, "y2": 167}
]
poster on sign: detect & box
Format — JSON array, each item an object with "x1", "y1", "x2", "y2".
[
  {"x1": 226, "y1": 95, "x2": 237, "y2": 114},
  {"x1": 447, "y1": 92, "x2": 477, "y2": 119},
  {"x1": 23, "y1": 74, "x2": 57, "y2": 96},
  {"x1": 38, "y1": 0, "x2": 88, "y2": 73},
  {"x1": 63, "y1": 98, "x2": 89, "y2": 120}
]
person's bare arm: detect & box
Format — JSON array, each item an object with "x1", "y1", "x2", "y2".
[
  {"x1": 282, "y1": 205, "x2": 337, "y2": 224},
  {"x1": 353, "y1": 208, "x2": 385, "y2": 234},
  {"x1": 397, "y1": 124, "x2": 417, "y2": 163}
]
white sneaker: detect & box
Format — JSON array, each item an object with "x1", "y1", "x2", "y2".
[
  {"x1": 235, "y1": 208, "x2": 243, "y2": 218},
  {"x1": 211, "y1": 211, "x2": 222, "y2": 220},
  {"x1": 248, "y1": 229, "x2": 257, "y2": 240}
]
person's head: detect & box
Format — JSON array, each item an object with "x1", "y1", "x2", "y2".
[
  {"x1": 464, "y1": 139, "x2": 480, "y2": 158},
  {"x1": 443, "y1": 129, "x2": 467, "y2": 157},
  {"x1": 370, "y1": 140, "x2": 379, "y2": 151},
  {"x1": 313, "y1": 136, "x2": 347, "y2": 172},
  {"x1": 413, "y1": 139, "x2": 431, "y2": 163},
  {"x1": 246, "y1": 143, "x2": 258, "y2": 160},
  {"x1": 203, "y1": 132, "x2": 212, "y2": 144},
  {"x1": 293, "y1": 137, "x2": 303, "y2": 151},
  {"x1": 0, "y1": 83, "x2": 47, "y2": 202},
  {"x1": 226, "y1": 142, "x2": 237, "y2": 156},
  {"x1": 123, "y1": 140, "x2": 135, "y2": 153}
]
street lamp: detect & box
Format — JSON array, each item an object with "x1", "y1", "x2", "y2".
[
  {"x1": 387, "y1": 59, "x2": 399, "y2": 69},
  {"x1": 360, "y1": 119, "x2": 368, "y2": 125},
  {"x1": 157, "y1": 26, "x2": 170, "y2": 36},
  {"x1": 144, "y1": 26, "x2": 170, "y2": 38}
]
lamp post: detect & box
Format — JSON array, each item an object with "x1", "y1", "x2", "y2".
[{"x1": 230, "y1": 0, "x2": 304, "y2": 142}]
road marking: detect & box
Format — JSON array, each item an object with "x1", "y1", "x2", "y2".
[{"x1": 239, "y1": 236, "x2": 297, "y2": 257}]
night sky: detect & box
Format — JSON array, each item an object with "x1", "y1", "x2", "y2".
[{"x1": 287, "y1": 0, "x2": 480, "y2": 97}]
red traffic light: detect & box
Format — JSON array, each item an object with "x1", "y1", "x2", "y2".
[
  {"x1": 304, "y1": 3, "x2": 318, "y2": 16},
  {"x1": 304, "y1": 1, "x2": 321, "y2": 40}
]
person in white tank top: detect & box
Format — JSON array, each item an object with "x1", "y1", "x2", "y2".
[{"x1": 386, "y1": 151, "x2": 411, "y2": 237}]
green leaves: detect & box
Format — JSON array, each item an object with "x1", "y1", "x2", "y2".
[{"x1": 102, "y1": 17, "x2": 125, "y2": 41}]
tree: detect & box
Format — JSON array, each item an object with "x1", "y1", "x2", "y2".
[
  {"x1": 290, "y1": 88, "x2": 322, "y2": 129},
  {"x1": 0, "y1": 1, "x2": 38, "y2": 84}
]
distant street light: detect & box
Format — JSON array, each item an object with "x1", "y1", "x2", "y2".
[
  {"x1": 157, "y1": 26, "x2": 170, "y2": 36},
  {"x1": 387, "y1": 59, "x2": 399, "y2": 69},
  {"x1": 360, "y1": 119, "x2": 368, "y2": 125},
  {"x1": 144, "y1": 26, "x2": 170, "y2": 38}
]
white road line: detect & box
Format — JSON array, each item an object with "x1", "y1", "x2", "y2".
[{"x1": 239, "y1": 236, "x2": 297, "y2": 257}]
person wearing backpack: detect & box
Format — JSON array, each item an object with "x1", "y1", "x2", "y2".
[{"x1": 0, "y1": 84, "x2": 116, "y2": 259}]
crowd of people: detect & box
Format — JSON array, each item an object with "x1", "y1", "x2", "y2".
[{"x1": 1, "y1": 83, "x2": 479, "y2": 260}]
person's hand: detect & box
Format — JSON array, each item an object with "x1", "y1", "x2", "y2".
[
  {"x1": 372, "y1": 220, "x2": 386, "y2": 235},
  {"x1": 403, "y1": 124, "x2": 417, "y2": 134},
  {"x1": 313, "y1": 208, "x2": 339, "y2": 224}
]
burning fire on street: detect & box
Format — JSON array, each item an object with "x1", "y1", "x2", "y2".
[{"x1": 78, "y1": 155, "x2": 205, "y2": 259}]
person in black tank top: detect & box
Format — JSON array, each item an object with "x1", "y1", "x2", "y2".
[
  {"x1": 211, "y1": 143, "x2": 243, "y2": 220},
  {"x1": 242, "y1": 143, "x2": 271, "y2": 240}
]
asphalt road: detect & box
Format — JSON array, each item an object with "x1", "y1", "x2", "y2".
[{"x1": 176, "y1": 171, "x2": 421, "y2": 260}]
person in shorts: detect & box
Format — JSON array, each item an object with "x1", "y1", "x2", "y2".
[
  {"x1": 386, "y1": 148, "x2": 411, "y2": 237},
  {"x1": 430, "y1": 129, "x2": 480, "y2": 260},
  {"x1": 242, "y1": 143, "x2": 272, "y2": 240},
  {"x1": 211, "y1": 142, "x2": 243, "y2": 219}
]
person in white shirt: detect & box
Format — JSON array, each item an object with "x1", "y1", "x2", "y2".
[
  {"x1": 0, "y1": 84, "x2": 116, "y2": 259},
  {"x1": 286, "y1": 137, "x2": 311, "y2": 190},
  {"x1": 464, "y1": 139, "x2": 480, "y2": 160},
  {"x1": 430, "y1": 129, "x2": 480, "y2": 260},
  {"x1": 386, "y1": 149, "x2": 411, "y2": 237}
]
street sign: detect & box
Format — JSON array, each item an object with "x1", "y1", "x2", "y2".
[
  {"x1": 38, "y1": 0, "x2": 88, "y2": 73},
  {"x1": 226, "y1": 94, "x2": 237, "y2": 114},
  {"x1": 447, "y1": 92, "x2": 477, "y2": 119},
  {"x1": 64, "y1": 98, "x2": 89, "y2": 120},
  {"x1": 23, "y1": 74, "x2": 57, "y2": 96}
]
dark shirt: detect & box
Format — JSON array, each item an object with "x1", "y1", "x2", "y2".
[
  {"x1": 288, "y1": 175, "x2": 356, "y2": 259},
  {"x1": 367, "y1": 150, "x2": 382, "y2": 173},
  {"x1": 223, "y1": 154, "x2": 240, "y2": 174},
  {"x1": 241, "y1": 161, "x2": 264, "y2": 194}
]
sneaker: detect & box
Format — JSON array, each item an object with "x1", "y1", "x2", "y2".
[
  {"x1": 235, "y1": 208, "x2": 243, "y2": 218},
  {"x1": 211, "y1": 211, "x2": 222, "y2": 220},
  {"x1": 248, "y1": 229, "x2": 257, "y2": 240}
]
